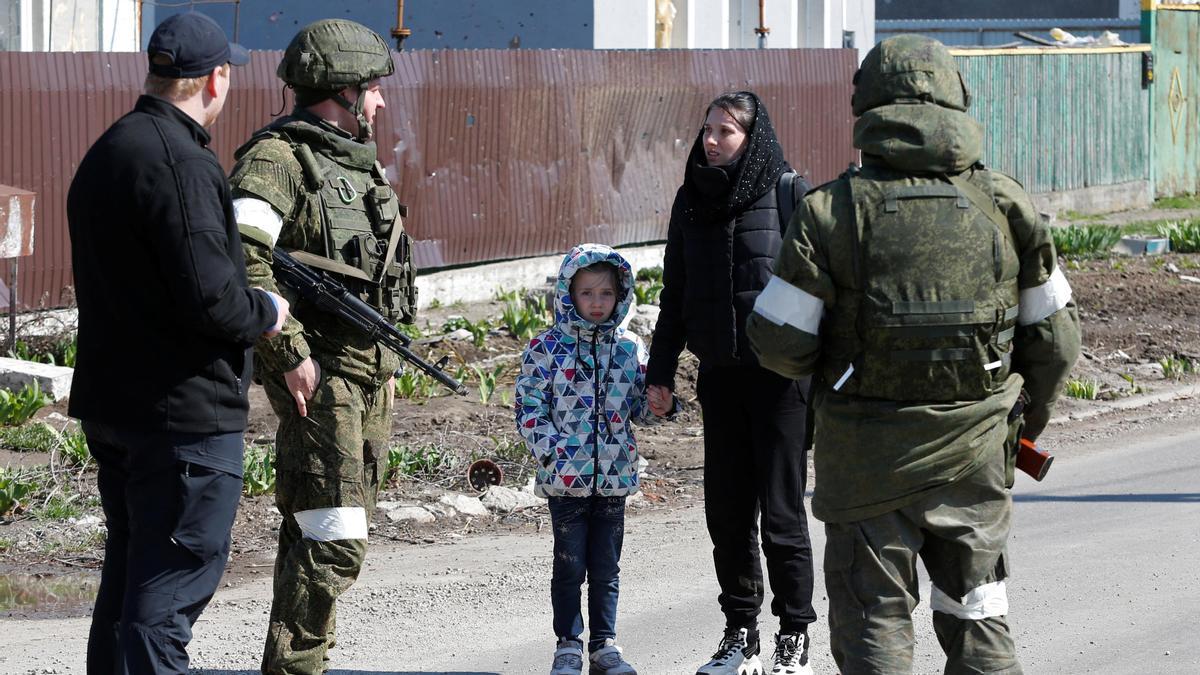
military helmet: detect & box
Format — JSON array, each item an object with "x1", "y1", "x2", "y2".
[
  {"x1": 851, "y1": 35, "x2": 970, "y2": 117},
  {"x1": 277, "y1": 19, "x2": 394, "y2": 91}
]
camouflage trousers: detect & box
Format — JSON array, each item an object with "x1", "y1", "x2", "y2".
[
  {"x1": 823, "y1": 441, "x2": 1022, "y2": 675},
  {"x1": 260, "y1": 371, "x2": 392, "y2": 675}
]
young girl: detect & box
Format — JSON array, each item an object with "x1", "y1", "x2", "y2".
[{"x1": 515, "y1": 243, "x2": 652, "y2": 675}]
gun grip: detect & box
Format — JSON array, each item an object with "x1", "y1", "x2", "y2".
[{"x1": 1016, "y1": 438, "x2": 1053, "y2": 481}]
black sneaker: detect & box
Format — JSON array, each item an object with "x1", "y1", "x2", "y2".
[{"x1": 695, "y1": 626, "x2": 763, "y2": 675}]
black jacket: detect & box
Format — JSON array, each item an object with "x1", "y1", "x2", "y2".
[
  {"x1": 67, "y1": 95, "x2": 276, "y2": 433},
  {"x1": 647, "y1": 93, "x2": 807, "y2": 389}
]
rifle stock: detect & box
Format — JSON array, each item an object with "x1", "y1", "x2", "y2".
[{"x1": 270, "y1": 247, "x2": 468, "y2": 396}]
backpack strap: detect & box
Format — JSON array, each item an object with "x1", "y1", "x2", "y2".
[{"x1": 776, "y1": 170, "x2": 810, "y2": 232}]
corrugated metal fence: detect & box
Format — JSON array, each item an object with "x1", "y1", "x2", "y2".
[
  {"x1": 953, "y1": 46, "x2": 1151, "y2": 196},
  {"x1": 0, "y1": 48, "x2": 858, "y2": 310}
]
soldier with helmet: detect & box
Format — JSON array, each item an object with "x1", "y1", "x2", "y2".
[
  {"x1": 228, "y1": 18, "x2": 415, "y2": 674},
  {"x1": 747, "y1": 35, "x2": 1081, "y2": 673}
]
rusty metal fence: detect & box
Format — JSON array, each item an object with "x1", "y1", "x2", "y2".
[{"x1": 0, "y1": 48, "x2": 858, "y2": 310}]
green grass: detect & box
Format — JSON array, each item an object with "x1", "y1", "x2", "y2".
[
  {"x1": 0, "y1": 467, "x2": 38, "y2": 517},
  {"x1": 394, "y1": 362, "x2": 458, "y2": 402},
  {"x1": 0, "y1": 382, "x2": 50, "y2": 427},
  {"x1": 1156, "y1": 220, "x2": 1200, "y2": 253},
  {"x1": 1160, "y1": 355, "x2": 1195, "y2": 380},
  {"x1": 1064, "y1": 379, "x2": 1100, "y2": 400},
  {"x1": 242, "y1": 444, "x2": 277, "y2": 496},
  {"x1": 1153, "y1": 194, "x2": 1200, "y2": 210},
  {"x1": 633, "y1": 279, "x2": 663, "y2": 306},
  {"x1": 0, "y1": 422, "x2": 60, "y2": 452},
  {"x1": 7, "y1": 336, "x2": 77, "y2": 368},
  {"x1": 501, "y1": 295, "x2": 551, "y2": 342},
  {"x1": 1061, "y1": 210, "x2": 1105, "y2": 222},
  {"x1": 472, "y1": 363, "x2": 509, "y2": 405},
  {"x1": 1051, "y1": 225, "x2": 1122, "y2": 257},
  {"x1": 56, "y1": 430, "x2": 91, "y2": 468},
  {"x1": 636, "y1": 265, "x2": 663, "y2": 282},
  {"x1": 33, "y1": 493, "x2": 81, "y2": 521},
  {"x1": 441, "y1": 315, "x2": 492, "y2": 347},
  {"x1": 383, "y1": 444, "x2": 456, "y2": 483}
]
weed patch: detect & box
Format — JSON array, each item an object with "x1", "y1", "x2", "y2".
[
  {"x1": 0, "y1": 382, "x2": 50, "y2": 427},
  {"x1": 384, "y1": 444, "x2": 456, "y2": 483},
  {"x1": 1156, "y1": 220, "x2": 1200, "y2": 253},
  {"x1": 1064, "y1": 379, "x2": 1100, "y2": 400},
  {"x1": 1051, "y1": 225, "x2": 1121, "y2": 257},
  {"x1": 243, "y1": 444, "x2": 277, "y2": 496},
  {"x1": 1160, "y1": 355, "x2": 1196, "y2": 380}
]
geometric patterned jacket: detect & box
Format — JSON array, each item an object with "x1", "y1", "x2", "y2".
[{"x1": 515, "y1": 243, "x2": 648, "y2": 498}]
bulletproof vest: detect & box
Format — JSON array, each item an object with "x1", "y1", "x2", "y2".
[
  {"x1": 276, "y1": 131, "x2": 418, "y2": 325},
  {"x1": 824, "y1": 168, "x2": 1020, "y2": 402}
]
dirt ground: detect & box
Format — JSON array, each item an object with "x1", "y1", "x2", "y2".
[{"x1": 2, "y1": 249, "x2": 1199, "y2": 618}]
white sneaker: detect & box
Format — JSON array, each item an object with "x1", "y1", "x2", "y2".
[
  {"x1": 769, "y1": 632, "x2": 813, "y2": 675},
  {"x1": 551, "y1": 638, "x2": 584, "y2": 675},
  {"x1": 696, "y1": 627, "x2": 764, "y2": 675},
  {"x1": 589, "y1": 638, "x2": 637, "y2": 674}
]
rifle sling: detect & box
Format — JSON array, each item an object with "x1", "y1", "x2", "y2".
[{"x1": 285, "y1": 250, "x2": 373, "y2": 283}]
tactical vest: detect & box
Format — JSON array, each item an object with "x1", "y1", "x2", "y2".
[
  {"x1": 267, "y1": 129, "x2": 418, "y2": 325},
  {"x1": 823, "y1": 168, "x2": 1020, "y2": 402}
]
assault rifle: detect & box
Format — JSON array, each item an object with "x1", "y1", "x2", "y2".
[{"x1": 270, "y1": 247, "x2": 468, "y2": 396}]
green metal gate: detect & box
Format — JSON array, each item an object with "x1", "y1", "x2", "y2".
[{"x1": 1150, "y1": 4, "x2": 1200, "y2": 196}]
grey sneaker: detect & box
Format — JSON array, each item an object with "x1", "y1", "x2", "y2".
[
  {"x1": 695, "y1": 627, "x2": 763, "y2": 675},
  {"x1": 551, "y1": 638, "x2": 584, "y2": 675},
  {"x1": 769, "y1": 632, "x2": 812, "y2": 675},
  {"x1": 589, "y1": 638, "x2": 637, "y2": 674}
]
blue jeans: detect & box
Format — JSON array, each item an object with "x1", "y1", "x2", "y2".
[{"x1": 548, "y1": 495, "x2": 626, "y2": 651}]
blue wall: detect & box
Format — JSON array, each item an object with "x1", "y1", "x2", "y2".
[{"x1": 144, "y1": 0, "x2": 594, "y2": 51}]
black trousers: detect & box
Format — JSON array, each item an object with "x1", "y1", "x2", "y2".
[
  {"x1": 83, "y1": 422, "x2": 243, "y2": 675},
  {"x1": 697, "y1": 365, "x2": 817, "y2": 635}
]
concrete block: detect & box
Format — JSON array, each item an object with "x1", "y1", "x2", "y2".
[{"x1": 0, "y1": 356, "x2": 73, "y2": 401}]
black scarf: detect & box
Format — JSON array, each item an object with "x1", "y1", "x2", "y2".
[{"x1": 680, "y1": 91, "x2": 790, "y2": 223}]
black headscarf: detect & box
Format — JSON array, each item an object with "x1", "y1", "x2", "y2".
[{"x1": 681, "y1": 91, "x2": 790, "y2": 221}]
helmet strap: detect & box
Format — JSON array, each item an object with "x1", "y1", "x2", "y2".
[{"x1": 332, "y1": 81, "x2": 372, "y2": 141}]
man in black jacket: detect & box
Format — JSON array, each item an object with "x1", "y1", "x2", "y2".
[{"x1": 66, "y1": 12, "x2": 287, "y2": 674}]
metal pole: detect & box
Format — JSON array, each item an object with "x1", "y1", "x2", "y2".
[
  {"x1": 391, "y1": 0, "x2": 412, "y2": 51},
  {"x1": 755, "y1": 0, "x2": 770, "y2": 49},
  {"x1": 8, "y1": 260, "x2": 16, "y2": 355},
  {"x1": 233, "y1": 0, "x2": 241, "y2": 42}
]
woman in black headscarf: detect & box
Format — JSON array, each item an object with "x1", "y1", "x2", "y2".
[{"x1": 646, "y1": 92, "x2": 816, "y2": 675}]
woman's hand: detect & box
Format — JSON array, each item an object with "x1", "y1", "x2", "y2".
[{"x1": 647, "y1": 384, "x2": 673, "y2": 417}]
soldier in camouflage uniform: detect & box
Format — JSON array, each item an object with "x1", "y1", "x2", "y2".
[
  {"x1": 228, "y1": 19, "x2": 416, "y2": 675},
  {"x1": 746, "y1": 35, "x2": 1081, "y2": 674}
]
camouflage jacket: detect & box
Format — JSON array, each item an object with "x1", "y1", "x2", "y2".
[
  {"x1": 746, "y1": 102, "x2": 1081, "y2": 523},
  {"x1": 229, "y1": 113, "x2": 402, "y2": 389}
]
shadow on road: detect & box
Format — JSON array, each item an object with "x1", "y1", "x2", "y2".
[
  {"x1": 1015, "y1": 492, "x2": 1200, "y2": 503},
  {"x1": 197, "y1": 671, "x2": 501, "y2": 675}
]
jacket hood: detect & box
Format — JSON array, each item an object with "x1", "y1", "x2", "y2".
[
  {"x1": 853, "y1": 102, "x2": 983, "y2": 173},
  {"x1": 852, "y1": 35, "x2": 970, "y2": 117},
  {"x1": 850, "y1": 35, "x2": 982, "y2": 173},
  {"x1": 682, "y1": 91, "x2": 790, "y2": 217},
  {"x1": 554, "y1": 244, "x2": 635, "y2": 335}
]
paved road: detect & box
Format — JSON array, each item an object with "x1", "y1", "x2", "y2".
[{"x1": 3, "y1": 415, "x2": 1197, "y2": 675}]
